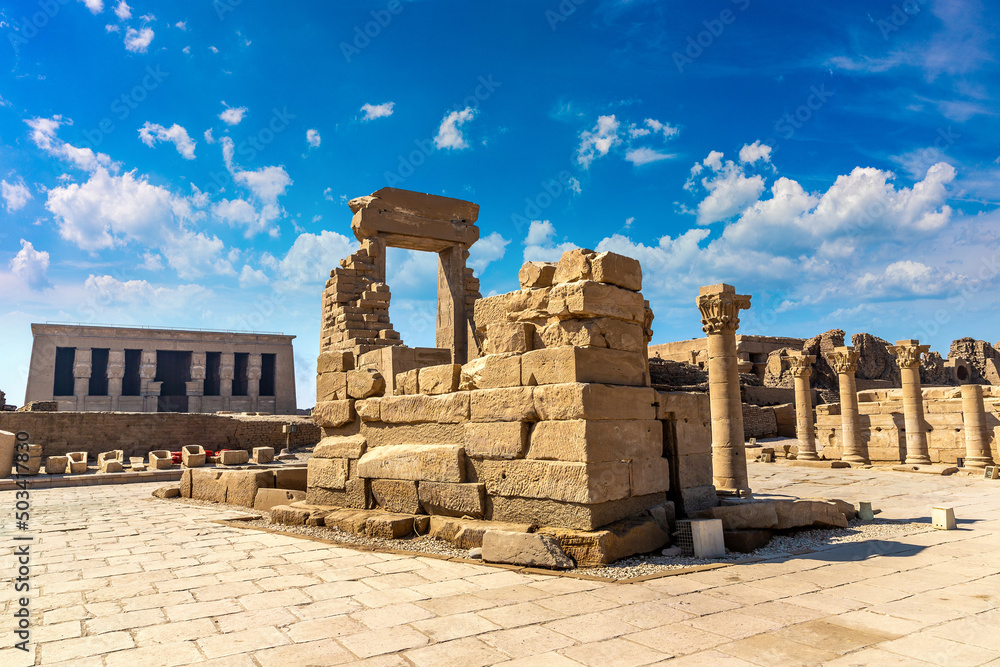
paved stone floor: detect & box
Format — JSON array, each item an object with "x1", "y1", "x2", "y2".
[{"x1": 2, "y1": 463, "x2": 1000, "y2": 666}]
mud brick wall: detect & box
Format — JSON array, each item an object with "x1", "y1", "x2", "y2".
[
  {"x1": 742, "y1": 403, "x2": 778, "y2": 439},
  {"x1": 0, "y1": 412, "x2": 320, "y2": 459}
]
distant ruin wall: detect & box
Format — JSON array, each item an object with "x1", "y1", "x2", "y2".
[{"x1": 0, "y1": 412, "x2": 321, "y2": 459}]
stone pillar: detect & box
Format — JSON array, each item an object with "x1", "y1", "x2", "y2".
[
  {"x1": 188, "y1": 352, "x2": 207, "y2": 414},
  {"x1": 785, "y1": 351, "x2": 819, "y2": 461},
  {"x1": 697, "y1": 283, "x2": 752, "y2": 496},
  {"x1": 247, "y1": 353, "x2": 263, "y2": 411},
  {"x1": 961, "y1": 384, "x2": 993, "y2": 468},
  {"x1": 220, "y1": 352, "x2": 235, "y2": 411},
  {"x1": 437, "y1": 245, "x2": 470, "y2": 365},
  {"x1": 72, "y1": 348, "x2": 92, "y2": 411},
  {"x1": 107, "y1": 350, "x2": 125, "y2": 411},
  {"x1": 139, "y1": 351, "x2": 158, "y2": 412},
  {"x1": 828, "y1": 346, "x2": 867, "y2": 464},
  {"x1": 888, "y1": 339, "x2": 931, "y2": 465}
]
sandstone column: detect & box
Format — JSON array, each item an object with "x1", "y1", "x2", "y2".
[
  {"x1": 187, "y1": 352, "x2": 207, "y2": 414},
  {"x1": 72, "y1": 348, "x2": 92, "y2": 411},
  {"x1": 828, "y1": 346, "x2": 868, "y2": 464},
  {"x1": 437, "y1": 245, "x2": 469, "y2": 365},
  {"x1": 248, "y1": 353, "x2": 263, "y2": 411},
  {"x1": 888, "y1": 339, "x2": 931, "y2": 465},
  {"x1": 697, "y1": 283, "x2": 752, "y2": 496},
  {"x1": 961, "y1": 384, "x2": 994, "y2": 468},
  {"x1": 107, "y1": 350, "x2": 125, "y2": 411},
  {"x1": 139, "y1": 351, "x2": 158, "y2": 412},
  {"x1": 785, "y1": 351, "x2": 819, "y2": 461},
  {"x1": 220, "y1": 352, "x2": 235, "y2": 411}
]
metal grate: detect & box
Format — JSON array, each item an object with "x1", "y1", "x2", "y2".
[{"x1": 673, "y1": 520, "x2": 695, "y2": 557}]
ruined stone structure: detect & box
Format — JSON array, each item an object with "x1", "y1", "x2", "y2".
[
  {"x1": 24, "y1": 324, "x2": 296, "y2": 414},
  {"x1": 650, "y1": 334, "x2": 804, "y2": 381},
  {"x1": 888, "y1": 339, "x2": 932, "y2": 465},
  {"x1": 827, "y1": 346, "x2": 868, "y2": 464}
]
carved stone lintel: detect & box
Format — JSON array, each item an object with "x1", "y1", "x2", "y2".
[
  {"x1": 827, "y1": 346, "x2": 860, "y2": 375},
  {"x1": 887, "y1": 340, "x2": 930, "y2": 369},
  {"x1": 784, "y1": 352, "x2": 816, "y2": 379},
  {"x1": 697, "y1": 291, "x2": 751, "y2": 335}
]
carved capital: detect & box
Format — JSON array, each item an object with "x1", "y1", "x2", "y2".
[
  {"x1": 697, "y1": 292, "x2": 751, "y2": 335},
  {"x1": 827, "y1": 346, "x2": 860, "y2": 375},
  {"x1": 887, "y1": 341, "x2": 930, "y2": 369},
  {"x1": 72, "y1": 362, "x2": 92, "y2": 379},
  {"x1": 784, "y1": 352, "x2": 816, "y2": 379}
]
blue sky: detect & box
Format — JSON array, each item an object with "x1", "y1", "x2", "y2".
[{"x1": 2, "y1": 0, "x2": 999, "y2": 408}]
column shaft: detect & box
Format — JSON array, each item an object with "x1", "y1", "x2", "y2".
[
  {"x1": 900, "y1": 366, "x2": 930, "y2": 464},
  {"x1": 961, "y1": 384, "x2": 993, "y2": 468},
  {"x1": 793, "y1": 373, "x2": 818, "y2": 460},
  {"x1": 837, "y1": 372, "x2": 866, "y2": 463}
]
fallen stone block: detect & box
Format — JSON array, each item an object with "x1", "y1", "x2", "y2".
[
  {"x1": 100, "y1": 460, "x2": 124, "y2": 473},
  {"x1": 347, "y1": 369, "x2": 386, "y2": 399},
  {"x1": 418, "y1": 481, "x2": 485, "y2": 519},
  {"x1": 418, "y1": 364, "x2": 462, "y2": 395},
  {"x1": 308, "y1": 457, "x2": 348, "y2": 490},
  {"x1": 357, "y1": 444, "x2": 465, "y2": 483},
  {"x1": 225, "y1": 469, "x2": 275, "y2": 507},
  {"x1": 254, "y1": 488, "x2": 306, "y2": 511},
  {"x1": 312, "y1": 400, "x2": 356, "y2": 428},
  {"x1": 313, "y1": 435, "x2": 367, "y2": 460},
  {"x1": 366, "y1": 513, "x2": 415, "y2": 539},
  {"x1": 148, "y1": 450, "x2": 173, "y2": 470},
  {"x1": 464, "y1": 422, "x2": 528, "y2": 460},
  {"x1": 191, "y1": 468, "x2": 228, "y2": 503},
  {"x1": 371, "y1": 479, "x2": 421, "y2": 514},
  {"x1": 521, "y1": 346, "x2": 647, "y2": 387},
  {"x1": 538, "y1": 513, "x2": 668, "y2": 566},
  {"x1": 591, "y1": 251, "x2": 642, "y2": 291},
  {"x1": 482, "y1": 530, "x2": 574, "y2": 569},
  {"x1": 67, "y1": 452, "x2": 88, "y2": 474},
  {"x1": 44, "y1": 456, "x2": 68, "y2": 474},
  {"x1": 428, "y1": 516, "x2": 534, "y2": 549},
  {"x1": 772, "y1": 500, "x2": 848, "y2": 530},
  {"x1": 518, "y1": 261, "x2": 556, "y2": 289},
  {"x1": 181, "y1": 445, "x2": 206, "y2": 468},
  {"x1": 271, "y1": 504, "x2": 310, "y2": 526},
  {"x1": 218, "y1": 449, "x2": 250, "y2": 466},
  {"x1": 692, "y1": 501, "x2": 779, "y2": 531},
  {"x1": 323, "y1": 508, "x2": 372, "y2": 533},
  {"x1": 152, "y1": 485, "x2": 181, "y2": 499},
  {"x1": 253, "y1": 447, "x2": 275, "y2": 464},
  {"x1": 129, "y1": 457, "x2": 146, "y2": 471}
]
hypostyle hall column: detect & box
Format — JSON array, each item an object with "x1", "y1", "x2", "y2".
[
  {"x1": 220, "y1": 352, "x2": 235, "y2": 411},
  {"x1": 785, "y1": 351, "x2": 819, "y2": 461},
  {"x1": 187, "y1": 352, "x2": 207, "y2": 414},
  {"x1": 107, "y1": 350, "x2": 125, "y2": 411},
  {"x1": 697, "y1": 283, "x2": 752, "y2": 497},
  {"x1": 961, "y1": 384, "x2": 994, "y2": 468},
  {"x1": 139, "y1": 351, "x2": 158, "y2": 412},
  {"x1": 828, "y1": 346, "x2": 868, "y2": 464},
  {"x1": 888, "y1": 339, "x2": 931, "y2": 465},
  {"x1": 72, "y1": 348, "x2": 92, "y2": 411},
  {"x1": 247, "y1": 353, "x2": 263, "y2": 412}
]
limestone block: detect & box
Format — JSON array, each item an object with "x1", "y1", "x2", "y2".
[
  {"x1": 275, "y1": 467, "x2": 308, "y2": 491},
  {"x1": 518, "y1": 261, "x2": 557, "y2": 289},
  {"x1": 67, "y1": 452, "x2": 88, "y2": 474},
  {"x1": 312, "y1": 400, "x2": 356, "y2": 428},
  {"x1": 307, "y1": 478, "x2": 369, "y2": 509},
  {"x1": 547, "y1": 281, "x2": 645, "y2": 323},
  {"x1": 148, "y1": 450, "x2": 173, "y2": 470},
  {"x1": 538, "y1": 513, "x2": 668, "y2": 566},
  {"x1": 473, "y1": 289, "x2": 550, "y2": 331},
  {"x1": 45, "y1": 456, "x2": 68, "y2": 474},
  {"x1": 253, "y1": 447, "x2": 275, "y2": 464},
  {"x1": 347, "y1": 369, "x2": 386, "y2": 399},
  {"x1": 534, "y1": 383, "x2": 656, "y2": 421},
  {"x1": 323, "y1": 508, "x2": 371, "y2": 533},
  {"x1": 129, "y1": 457, "x2": 146, "y2": 471},
  {"x1": 99, "y1": 459, "x2": 124, "y2": 473},
  {"x1": 591, "y1": 251, "x2": 642, "y2": 291},
  {"x1": 225, "y1": 469, "x2": 275, "y2": 507},
  {"x1": 527, "y1": 419, "x2": 662, "y2": 462},
  {"x1": 360, "y1": 422, "x2": 464, "y2": 448},
  {"x1": 552, "y1": 248, "x2": 594, "y2": 285},
  {"x1": 489, "y1": 493, "x2": 667, "y2": 531},
  {"x1": 630, "y1": 458, "x2": 671, "y2": 495},
  {"x1": 152, "y1": 485, "x2": 181, "y2": 499},
  {"x1": 314, "y1": 435, "x2": 367, "y2": 459},
  {"x1": 486, "y1": 322, "x2": 535, "y2": 355},
  {"x1": 395, "y1": 369, "x2": 420, "y2": 395},
  {"x1": 355, "y1": 398, "x2": 380, "y2": 421},
  {"x1": 482, "y1": 531, "x2": 574, "y2": 569},
  {"x1": 677, "y1": 453, "x2": 714, "y2": 488},
  {"x1": 191, "y1": 468, "x2": 228, "y2": 502},
  {"x1": 537, "y1": 318, "x2": 645, "y2": 354},
  {"x1": 428, "y1": 516, "x2": 533, "y2": 549},
  {"x1": 98, "y1": 450, "x2": 124, "y2": 465},
  {"x1": 19, "y1": 443, "x2": 41, "y2": 475},
  {"x1": 464, "y1": 422, "x2": 529, "y2": 459},
  {"x1": 317, "y1": 372, "x2": 348, "y2": 402},
  {"x1": 459, "y1": 353, "x2": 521, "y2": 390},
  {"x1": 370, "y1": 480, "x2": 421, "y2": 514},
  {"x1": 254, "y1": 488, "x2": 306, "y2": 511},
  {"x1": 773, "y1": 500, "x2": 849, "y2": 530},
  {"x1": 219, "y1": 449, "x2": 250, "y2": 466},
  {"x1": 469, "y1": 387, "x2": 537, "y2": 422},
  {"x1": 181, "y1": 445, "x2": 206, "y2": 468},
  {"x1": 521, "y1": 346, "x2": 647, "y2": 387},
  {"x1": 418, "y1": 364, "x2": 462, "y2": 395},
  {"x1": 0, "y1": 430, "x2": 13, "y2": 479},
  {"x1": 357, "y1": 444, "x2": 464, "y2": 482},
  {"x1": 692, "y1": 502, "x2": 780, "y2": 531},
  {"x1": 365, "y1": 514, "x2": 415, "y2": 539},
  {"x1": 317, "y1": 350, "x2": 354, "y2": 373},
  {"x1": 270, "y1": 505, "x2": 310, "y2": 526},
  {"x1": 308, "y1": 457, "x2": 348, "y2": 490},
  {"x1": 418, "y1": 482, "x2": 485, "y2": 518},
  {"x1": 478, "y1": 459, "x2": 629, "y2": 504},
  {"x1": 379, "y1": 393, "x2": 470, "y2": 424}
]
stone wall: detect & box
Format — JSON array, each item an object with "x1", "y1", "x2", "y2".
[
  {"x1": 816, "y1": 386, "x2": 1000, "y2": 464},
  {"x1": 741, "y1": 404, "x2": 778, "y2": 439},
  {"x1": 0, "y1": 412, "x2": 321, "y2": 459}
]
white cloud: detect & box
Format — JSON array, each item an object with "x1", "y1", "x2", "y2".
[
  {"x1": 434, "y1": 107, "x2": 477, "y2": 150},
  {"x1": 690, "y1": 151, "x2": 766, "y2": 224},
  {"x1": 182, "y1": 46, "x2": 191, "y2": 54},
  {"x1": 124, "y1": 27, "x2": 154, "y2": 53},
  {"x1": 275, "y1": 231, "x2": 358, "y2": 289},
  {"x1": 25, "y1": 116, "x2": 114, "y2": 172},
  {"x1": 577, "y1": 115, "x2": 620, "y2": 168},
  {"x1": 306, "y1": 129, "x2": 321, "y2": 148},
  {"x1": 80, "y1": 0, "x2": 103, "y2": 13},
  {"x1": 625, "y1": 147, "x2": 674, "y2": 166},
  {"x1": 855, "y1": 260, "x2": 965, "y2": 298},
  {"x1": 233, "y1": 165, "x2": 292, "y2": 206},
  {"x1": 137, "y1": 122, "x2": 196, "y2": 159},
  {"x1": 139, "y1": 251, "x2": 163, "y2": 271},
  {"x1": 239, "y1": 265, "x2": 270, "y2": 287},
  {"x1": 175, "y1": 21, "x2": 187, "y2": 30},
  {"x1": 114, "y1": 0, "x2": 131, "y2": 20},
  {"x1": 642, "y1": 118, "x2": 679, "y2": 139},
  {"x1": 105, "y1": 24, "x2": 119, "y2": 33},
  {"x1": 2, "y1": 179, "x2": 32, "y2": 212},
  {"x1": 738, "y1": 140, "x2": 772, "y2": 164},
  {"x1": 160, "y1": 229, "x2": 235, "y2": 278},
  {"x1": 209, "y1": 45, "x2": 219, "y2": 54},
  {"x1": 212, "y1": 198, "x2": 257, "y2": 231},
  {"x1": 468, "y1": 231, "x2": 510, "y2": 274},
  {"x1": 84, "y1": 275, "x2": 212, "y2": 312},
  {"x1": 323, "y1": 187, "x2": 334, "y2": 201},
  {"x1": 523, "y1": 220, "x2": 578, "y2": 262},
  {"x1": 219, "y1": 103, "x2": 247, "y2": 126},
  {"x1": 10, "y1": 239, "x2": 50, "y2": 290},
  {"x1": 361, "y1": 102, "x2": 395, "y2": 121}
]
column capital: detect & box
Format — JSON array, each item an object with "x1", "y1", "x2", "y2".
[
  {"x1": 107, "y1": 350, "x2": 125, "y2": 380},
  {"x1": 697, "y1": 284, "x2": 751, "y2": 335},
  {"x1": 784, "y1": 351, "x2": 816, "y2": 378},
  {"x1": 139, "y1": 351, "x2": 157, "y2": 380},
  {"x1": 827, "y1": 346, "x2": 860, "y2": 375},
  {"x1": 887, "y1": 339, "x2": 930, "y2": 369}
]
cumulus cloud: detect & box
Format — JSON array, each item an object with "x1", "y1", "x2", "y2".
[
  {"x1": 238, "y1": 264, "x2": 270, "y2": 287},
  {"x1": 25, "y1": 116, "x2": 114, "y2": 172},
  {"x1": 219, "y1": 103, "x2": 247, "y2": 126},
  {"x1": 10, "y1": 239, "x2": 50, "y2": 290},
  {"x1": 361, "y1": 102, "x2": 395, "y2": 121},
  {"x1": 577, "y1": 115, "x2": 620, "y2": 168},
  {"x1": 688, "y1": 150, "x2": 767, "y2": 224},
  {"x1": 523, "y1": 220, "x2": 578, "y2": 262},
  {"x1": 212, "y1": 198, "x2": 257, "y2": 230},
  {"x1": 216, "y1": 137, "x2": 293, "y2": 236},
  {"x1": 306, "y1": 129, "x2": 321, "y2": 148},
  {"x1": 738, "y1": 140, "x2": 772, "y2": 164},
  {"x1": 629, "y1": 118, "x2": 678, "y2": 139},
  {"x1": 124, "y1": 27, "x2": 154, "y2": 53},
  {"x1": 434, "y1": 107, "x2": 477, "y2": 150},
  {"x1": 855, "y1": 260, "x2": 966, "y2": 298},
  {"x1": 2, "y1": 179, "x2": 32, "y2": 212},
  {"x1": 83, "y1": 275, "x2": 212, "y2": 312},
  {"x1": 138, "y1": 122, "x2": 196, "y2": 159},
  {"x1": 114, "y1": 0, "x2": 131, "y2": 20},
  {"x1": 80, "y1": 0, "x2": 103, "y2": 13},
  {"x1": 273, "y1": 231, "x2": 358, "y2": 289},
  {"x1": 468, "y1": 231, "x2": 510, "y2": 274}
]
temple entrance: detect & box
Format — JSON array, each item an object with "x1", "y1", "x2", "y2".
[{"x1": 156, "y1": 350, "x2": 191, "y2": 412}]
